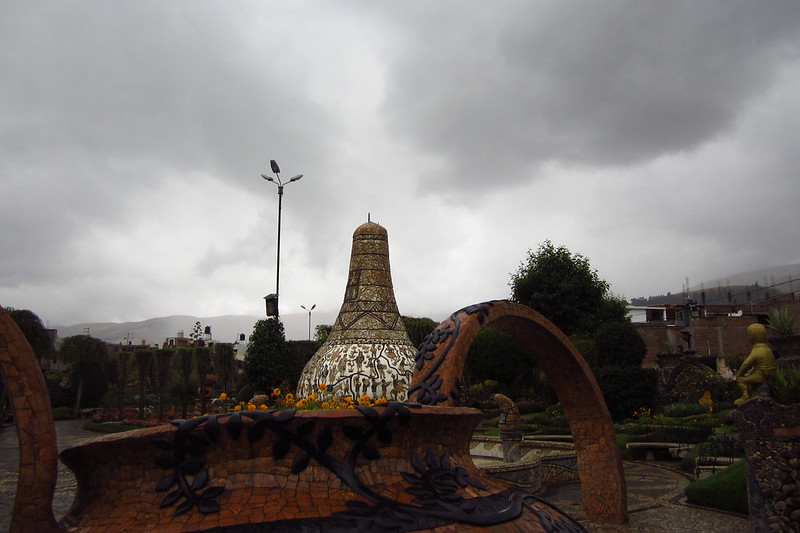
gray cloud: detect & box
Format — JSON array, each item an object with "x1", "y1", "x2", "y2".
[{"x1": 1, "y1": 1, "x2": 799, "y2": 332}]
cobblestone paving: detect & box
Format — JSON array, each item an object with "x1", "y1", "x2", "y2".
[
  {"x1": 541, "y1": 461, "x2": 750, "y2": 532},
  {"x1": 1, "y1": 418, "x2": 93, "y2": 532},
  {"x1": 1, "y1": 422, "x2": 750, "y2": 533}
]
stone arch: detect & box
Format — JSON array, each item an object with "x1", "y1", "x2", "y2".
[
  {"x1": 409, "y1": 300, "x2": 627, "y2": 524},
  {"x1": 0, "y1": 306, "x2": 61, "y2": 532}
]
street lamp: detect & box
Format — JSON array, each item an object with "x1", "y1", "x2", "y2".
[
  {"x1": 301, "y1": 304, "x2": 316, "y2": 340},
  {"x1": 261, "y1": 159, "x2": 303, "y2": 318}
]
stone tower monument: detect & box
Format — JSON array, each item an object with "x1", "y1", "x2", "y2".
[{"x1": 296, "y1": 220, "x2": 416, "y2": 401}]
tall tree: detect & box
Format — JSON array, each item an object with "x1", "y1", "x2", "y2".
[
  {"x1": 8, "y1": 308, "x2": 56, "y2": 362},
  {"x1": 212, "y1": 343, "x2": 236, "y2": 395},
  {"x1": 194, "y1": 346, "x2": 212, "y2": 415},
  {"x1": 510, "y1": 240, "x2": 629, "y2": 337},
  {"x1": 173, "y1": 348, "x2": 195, "y2": 419},
  {"x1": 245, "y1": 319, "x2": 288, "y2": 393},
  {"x1": 154, "y1": 348, "x2": 174, "y2": 421},
  {"x1": 134, "y1": 349, "x2": 154, "y2": 420},
  {"x1": 59, "y1": 335, "x2": 109, "y2": 417},
  {"x1": 402, "y1": 316, "x2": 439, "y2": 348}
]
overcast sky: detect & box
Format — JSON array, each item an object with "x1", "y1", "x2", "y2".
[{"x1": 2, "y1": 1, "x2": 800, "y2": 333}]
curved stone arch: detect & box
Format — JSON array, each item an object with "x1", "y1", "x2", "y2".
[
  {"x1": 409, "y1": 300, "x2": 627, "y2": 524},
  {"x1": 0, "y1": 306, "x2": 61, "y2": 532}
]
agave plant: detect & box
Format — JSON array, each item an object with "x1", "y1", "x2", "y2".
[
  {"x1": 769, "y1": 367, "x2": 800, "y2": 405},
  {"x1": 766, "y1": 307, "x2": 795, "y2": 336}
]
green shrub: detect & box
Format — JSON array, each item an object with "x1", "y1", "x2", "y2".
[
  {"x1": 82, "y1": 420, "x2": 140, "y2": 433},
  {"x1": 663, "y1": 403, "x2": 709, "y2": 417},
  {"x1": 516, "y1": 400, "x2": 548, "y2": 414},
  {"x1": 685, "y1": 459, "x2": 748, "y2": 514},
  {"x1": 593, "y1": 367, "x2": 659, "y2": 421},
  {"x1": 627, "y1": 425, "x2": 712, "y2": 444},
  {"x1": 52, "y1": 406, "x2": 76, "y2": 420},
  {"x1": 769, "y1": 366, "x2": 800, "y2": 405}
]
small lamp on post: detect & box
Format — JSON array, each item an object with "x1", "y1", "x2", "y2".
[{"x1": 264, "y1": 294, "x2": 279, "y2": 318}]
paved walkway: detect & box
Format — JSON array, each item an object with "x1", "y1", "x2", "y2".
[
  {"x1": 1, "y1": 422, "x2": 750, "y2": 532},
  {"x1": 541, "y1": 461, "x2": 749, "y2": 532}
]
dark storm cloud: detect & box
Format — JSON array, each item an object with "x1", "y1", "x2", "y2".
[
  {"x1": 379, "y1": 1, "x2": 800, "y2": 189},
  {"x1": 0, "y1": 2, "x2": 340, "y2": 288}
]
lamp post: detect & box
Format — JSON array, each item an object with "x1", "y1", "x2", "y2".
[
  {"x1": 261, "y1": 159, "x2": 303, "y2": 318},
  {"x1": 301, "y1": 304, "x2": 316, "y2": 340}
]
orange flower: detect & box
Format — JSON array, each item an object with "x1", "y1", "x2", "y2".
[
  {"x1": 219, "y1": 392, "x2": 228, "y2": 401},
  {"x1": 318, "y1": 383, "x2": 327, "y2": 391},
  {"x1": 273, "y1": 388, "x2": 282, "y2": 397},
  {"x1": 259, "y1": 404, "x2": 268, "y2": 411},
  {"x1": 234, "y1": 405, "x2": 242, "y2": 411},
  {"x1": 247, "y1": 403, "x2": 256, "y2": 411}
]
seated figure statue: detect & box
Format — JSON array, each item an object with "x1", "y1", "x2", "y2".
[
  {"x1": 734, "y1": 323, "x2": 777, "y2": 406},
  {"x1": 492, "y1": 393, "x2": 521, "y2": 432}
]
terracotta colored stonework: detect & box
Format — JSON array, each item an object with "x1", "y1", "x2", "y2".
[
  {"x1": 1, "y1": 299, "x2": 623, "y2": 531},
  {"x1": 408, "y1": 300, "x2": 628, "y2": 525},
  {"x1": 0, "y1": 306, "x2": 61, "y2": 533}
]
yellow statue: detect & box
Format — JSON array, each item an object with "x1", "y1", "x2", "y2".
[
  {"x1": 734, "y1": 323, "x2": 777, "y2": 405},
  {"x1": 492, "y1": 393, "x2": 521, "y2": 432}
]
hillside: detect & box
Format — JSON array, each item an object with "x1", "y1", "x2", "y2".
[{"x1": 54, "y1": 312, "x2": 337, "y2": 345}]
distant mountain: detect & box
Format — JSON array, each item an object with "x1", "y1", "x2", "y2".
[
  {"x1": 631, "y1": 264, "x2": 800, "y2": 306},
  {"x1": 54, "y1": 312, "x2": 338, "y2": 345}
]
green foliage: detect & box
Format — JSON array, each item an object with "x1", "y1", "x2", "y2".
[
  {"x1": 570, "y1": 335, "x2": 596, "y2": 365},
  {"x1": 7, "y1": 308, "x2": 56, "y2": 361},
  {"x1": 402, "y1": 316, "x2": 439, "y2": 348},
  {"x1": 663, "y1": 402, "x2": 712, "y2": 417},
  {"x1": 283, "y1": 340, "x2": 318, "y2": 389},
  {"x1": 153, "y1": 348, "x2": 174, "y2": 420},
  {"x1": 685, "y1": 460, "x2": 748, "y2": 514},
  {"x1": 82, "y1": 420, "x2": 140, "y2": 434},
  {"x1": 52, "y1": 406, "x2": 76, "y2": 420},
  {"x1": 769, "y1": 366, "x2": 800, "y2": 404},
  {"x1": 509, "y1": 241, "x2": 629, "y2": 337},
  {"x1": 174, "y1": 348, "x2": 194, "y2": 418},
  {"x1": 314, "y1": 324, "x2": 332, "y2": 344},
  {"x1": 464, "y1": 327, "x2": 535, "y2": 392},
  {"x1": 767, "y1": 306, "x2": 795, "y2": 335},
  {"x1": 59, "y1": 335, "x2": 110, "y2": 414},
  {"x1": 593, "y1": 322, "x2": 646, "y2": 368},
  {"x1": 211, "y1": 343, "x2": 236, "y2": 394},
  {"x1": 245, "y1": 318, "x2": 288, "y2": 393},
  {"x1": 134, "y1": 349, "x2": 154, "y2": 419},
  {"x1": 593, "y1": 367, "x2": 659, "y2": 421}
]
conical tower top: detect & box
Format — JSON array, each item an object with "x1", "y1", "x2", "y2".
[{"x1": 296, "y1": 221, "x2": 415, "y2": 400}]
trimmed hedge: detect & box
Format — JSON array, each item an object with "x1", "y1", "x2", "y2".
[
  {"x1": 684, "y1": 459, "x2": 748, "y2": 514},
  {"x1": 593, "y1": 367, "x2": 660, "y2": 421}
]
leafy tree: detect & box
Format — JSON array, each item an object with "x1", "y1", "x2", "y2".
[
  {"x1": 212, "y1": 343, "x2": 236, "y2": 395},
  {"x1": 402, "y1": 316, "x2": 439, "y2": 348},
  {"x1": 464, "y1": 327, "x2": 536, "y2": 396},
  {"x1": 154, "y1": 348, "x2": 174, "y2": 421},
  {"x1": 314, "y1": 324, "x2": 332, "y2": 344},
  {"x1": 115, "y1": 351, "x2": 132, "y2": 419},
  {"x1": 245, "y1": 318, "x2": 288, "y2": 393},
  {"x1": 593, "y1": 322, "x2": 647, "y2": 368},
  {"x1": 134, "y1": 349, "x2": 154, "y2": 420},
  {"x1": 194, "y1": 346, "x2": 212, "y2": 415},
  {"x1": 8, "y1": 308, "x2": 56, "y2": 362},
  {"x1": 284, "y1": 341, "x2": 318, "y2": 389},
  {"x1": 510, "y1": 241, "x2": 628, "y2": 337},
  {"x1": 172, "y1": 348, "x2": 195, "y2": 419},
  {"x1": 59, "y1": 335, "x2": 109, "y2": 416}
]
